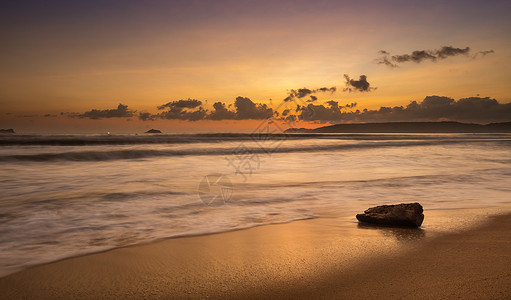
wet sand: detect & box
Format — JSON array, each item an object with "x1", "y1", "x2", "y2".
[{"x1": 0, "y1": 211, "x2": 510, "y2": 299}]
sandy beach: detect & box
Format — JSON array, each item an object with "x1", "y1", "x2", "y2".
[{"x1": 0, "y1": 209, "x2": 510, "y2": 299}]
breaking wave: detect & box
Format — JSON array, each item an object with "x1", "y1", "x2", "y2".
[{"x1": 2, "y1": 138, "x2": 510, "y2": 162}]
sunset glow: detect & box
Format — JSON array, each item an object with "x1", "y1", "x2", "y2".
[
  {"x1": 1, "y1": 2, "x2": 511, "y2": 298},
  {"x1": 1, "y1": 0, "x2": 510, "y2": 133}
]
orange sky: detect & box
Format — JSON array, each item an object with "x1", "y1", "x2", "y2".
[{"x1": 1, "y1": 0, "x2": 510, "y2": 133}]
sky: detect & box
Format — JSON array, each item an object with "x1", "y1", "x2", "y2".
[{"x1": 1, "y1": 0, "x2": 510, "y2": 133}]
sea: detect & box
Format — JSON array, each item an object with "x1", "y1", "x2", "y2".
[{"x1": 1, "y1": 131, "x2": 511, "y2": 277}]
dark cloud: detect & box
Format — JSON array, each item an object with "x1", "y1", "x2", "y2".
[
  {"x1": 208, "y1": 96, "x2": 273, "y2": 120},
  {"x1": 234, "y1": 96, "x2": 273, "y2": 120},
  {"x1": 394, "y1": 50, "x2": 437, "y2": 63},
  {"x1": 284, "y1": 88, "x2": 312, "y2": 101},
  {"x1": 436, "y1": 46, "x2": 470, "y2": 58},
  {"x1": 158, "y1": 108, "x2": 207, "y2": 122},
  {"x1": 137, "y1": 96, "x2": 274, "y2": 121},
  {"x1": 284, "y1": 86, "x2": 337, "y2": 102},
  {"x1": 343, "y1": 74, "x2": 376, "y2": 92},
  {"x1": 297, "y1": 101, "x2": 342, "y2": 123},
  {"x1": 376, "y1": 46, "x2": 494, "y2": 67},
  {"x1": 377, "y1": 56, "x2": 396, "y2": 67},
  {"x1": 307, "y1": 95, "x2": 318, "y2": 102},
  {"x1": 138, "y1": 112, "x2": 156, "y2": 121},
  {"x1": 208, "y1": 102, "x2": 236, "y2": 120},
  {"x1": 157, "y1": 99, "x2": 202, "y2": 110},
  {"x1": 318, "y1": 87, "x2": 337, "y2": 93},
  {"x1": 285, "y1": 114, "x2": 297, "y2": 123},
  {"x1": 156, "y1": 107, "x2": 208, "y2": 121},
  {"x1": 76, "y1": 104, "x2": 135, "y2": 119},
  {"x1": 135, "y1": 99, "x2": 207, "y2": 121},
  {"x1": 283, "y1": 96, "x2": 510, "y2": 124},
  {"x1": 291, "y1": 100, "x2": 359, "y2": 123},
  {"x1": 296, "y1": 88, "x2": 313, "y2": 98},
  {"x1": 338, "y1": 96, "x2": 511, "y2": 123},
  {"x1": 474, "y1": 50, "x2": 495, "y2": 58}
]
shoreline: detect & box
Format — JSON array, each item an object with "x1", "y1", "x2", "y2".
[
  {"x1": 0, "y1": 215, "x2": 318, "y2": 279},
  {"x1": 1, "y1": 207, "x2": 510, "y2": 298},
  {"x1": 0, "y1": 204, "x2": 506, "y2": 279}
]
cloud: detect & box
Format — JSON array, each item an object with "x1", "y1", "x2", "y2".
[
  {"x1": 137, "y1": 96, "x2": 274, "y2": 121},
  {"x1": 343, "y1": 74, "x2": 376, "y2": 92},
  {"x1": 283, "y1": 86, "x2": 336, "y2": 102},
  {"x1": 138, "y1": 112, "x2": 157, "y2": 121},
  {"x1": 76, "y1": 104, "x2": 135, "y2": 119},
  {"x1": 208, "y1": 101, "x2": 237, "y2": 120},
  {"x1": 376, "y1": 46, "x2": 492, "y2": 67},
  {"x1": 474, "y1": 49, "x2": 495, "y2": 58},
  {"x1": 318, "y1": 87, "x2": 337, "y2": 93},
  {"x1": 436, "y1": 46, "x2": 470, "y2": 58},
  {"x1": 233, "y1": 96, "x2": 274, "y2": 120},
  {"x1": 297, "y1": 101, "x2": 342, "y2": 123},
  {"x1": 344, "y1": 102, "x2": 357, "y2": 109},
  {"x1": 307, "y1": 95, "x2": 318, "y2": 102},
  {"x1": 284, "y1": 114, "x2": 297, "y2": 123},
  {"x1": 157, "y1": 99, "x2": 202, "y2": 110},
  {"x1": 135, "y1": 99, "x2": 207, "y2": 121},
  {"x1": 154, "y1": 99, "x2": 207, "y2": 121},
  {"x1": 291, "y1": 100, "x2": 359, "y2": 123},
  {"x1": 282, "y1": 96, "x2": 510, "y2": 124},
  {"x1": 115, "y1": 86, "x2": 352, "y2": 122},
  {"x1": 337, "y1": 96, "x2": 511, "y2": 123},
  {"x1": 295, "y1": 88, "x2": 313, "y2": 98},
  {"x1": 207, "y1": 96, "x2": 274, "y2": 120}
]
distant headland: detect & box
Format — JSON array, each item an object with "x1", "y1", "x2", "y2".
[
  {"x1": 284, "y1": 121, "x2": 511, "y2": 133},
  {"x1": 0, "y1": 129, "x2": 15, "y2": 134}
]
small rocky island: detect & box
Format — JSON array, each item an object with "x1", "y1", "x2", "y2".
[
  {"x1": 356, "y1": 203, "x2": 424, "y2": 228},
  {"x1": 0, "y1": 129, "x2": 15, "y2": 134},
  {"x1": 145, "y1": 129, "x2": 162, "y2": 134}
]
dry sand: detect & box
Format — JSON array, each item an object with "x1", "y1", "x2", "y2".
[{"x1": 0, "y1": 212, "x2": 510, "y2": 299}]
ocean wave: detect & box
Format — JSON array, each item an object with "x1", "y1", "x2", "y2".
[
  {"x1": 1, "y1": 139, "x2": 509, "y2": 162},
  {"x1": 1, "y1": 133, "x2": 509, "y2": 146}
]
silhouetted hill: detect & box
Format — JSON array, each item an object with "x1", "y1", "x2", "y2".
[
  {"x1": 0, "y1": 129, "x2": 15, "y2": 134},
  {"x1": 284, "y1": 121, "x2": 511, "y2": 133}
]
